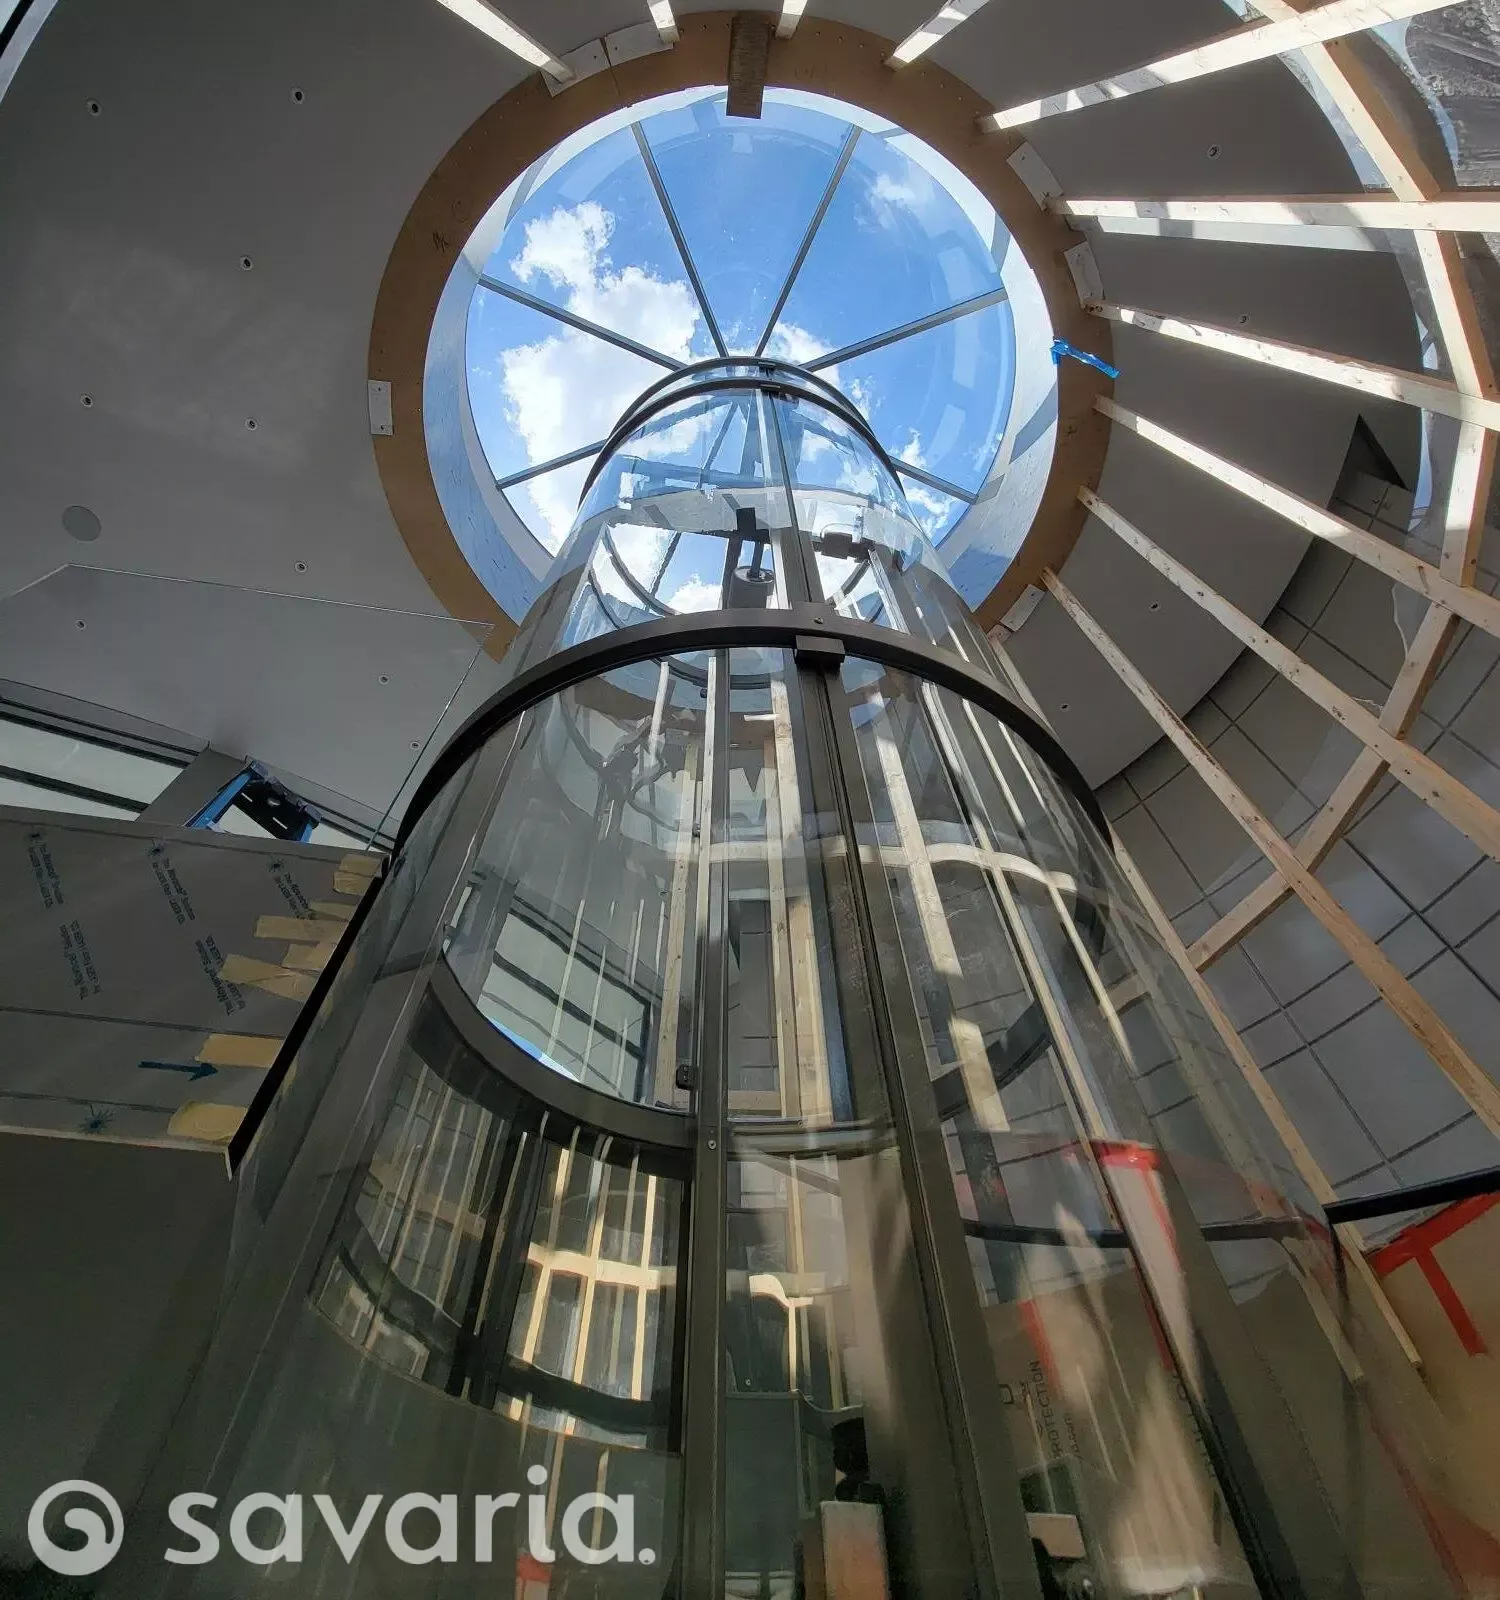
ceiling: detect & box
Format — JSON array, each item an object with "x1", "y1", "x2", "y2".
[{"x1": 0, "y1": 0, "x2": 1423, "y2": 801}]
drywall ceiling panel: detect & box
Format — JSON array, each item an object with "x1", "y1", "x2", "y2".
[{"x1": 0, "y1": 566, "x2": 491, "y2": 818}]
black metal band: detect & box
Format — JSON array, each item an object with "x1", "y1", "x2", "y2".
[
  {"x1": 393, "y1": 606, "x2": 1111, "y2": 855},
  {"x1": 430, "y1": 958, "x2": 695, "y2": 1149},
  {"x1": 1324, "y1": 1162, "x2": 1500, "y2": 1226},
  {"x1": 580, "y1": 362, "x2": 904, "y2": 499}
]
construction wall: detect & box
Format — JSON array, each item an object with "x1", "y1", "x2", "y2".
[{"x1": 1097, "y1": 454, "x2": 1500, "y2": 1232}]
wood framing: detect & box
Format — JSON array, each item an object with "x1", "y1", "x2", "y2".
[
  {"x1": 1080, "y1": 486, "x2": 1500, "y2": 863},
  {"x1": 1189, "y1": 429, "x2": 1491, "y2": 967},
  {"x1": 978, "y1": 0, "x2": 1455, "y2": 131},
  {"x1": 1091, "y1": 302, "x2": 1500, "y2": 430},
  {"x1": 1059, "y1": 193, "x2": 1500, "y2": 233},
  {"x1": 1115, "y1": 0, "x2": 1500, "y2": 982},
  {"x1": 1044, "y1": 567, "x2": 1500, "y2": 1141},
  {"x1": 1098, "y1": 398, "x2": 1500, "y2": 640}
]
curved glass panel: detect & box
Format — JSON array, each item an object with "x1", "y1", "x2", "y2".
[
  {"x1": 898, "y1": 473, "x2": 970, "y2": 543},
  {"x1": 447, "y1": 662, "x2": 706, "y2": 1108},
  {"x1": 641, "y1": 93, "x2": 853, "y2": 352},
  {"x1": 132, "y1": 612, "x2": 1470, "y2": 1595}
]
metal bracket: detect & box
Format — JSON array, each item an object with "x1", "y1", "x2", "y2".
[{"x1": 794, "y1": 633, "x2": 847, "y2": 672}]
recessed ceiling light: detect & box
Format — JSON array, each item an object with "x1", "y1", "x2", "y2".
[
  {"x1": 432, "y1": 0, "x2": 573, "y2": 83},
  {"x1": 62, "y1": 505, "x2": 101, "y2": 542}
]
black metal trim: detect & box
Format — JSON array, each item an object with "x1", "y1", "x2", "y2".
[
  {"x1": 392, "y1": 608, "x2": 1110, "y2": 858},
  {"x1": 1324, "y1": 1162, "x2": 1500, "y2": 1226},
  {"x1": 430, "y1": 957, "x2": 696, "y2": 1150},
  {"x1": 0, "y1": 0, "x2": 43, "y2": 59},
  {"x1": 0, "y1": 764, "x2": 148, "y2": 814},
  {"x1": 963, "y1": 1215, "x2": 1307, "y2": 1250},
  {"x1": 226, "y1": 862, "x2": 387, "y2": 1170},
  {"x1": 617, "y1": 355, "x2": 860, "y2": 439},
  {"x1": 579, "y1": 361, "x2": 902, "y2": 499}
]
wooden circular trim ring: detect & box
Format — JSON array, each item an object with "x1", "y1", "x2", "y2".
[{"x1": 367, "y1": 10, "x2": 1112, "y2": 655}]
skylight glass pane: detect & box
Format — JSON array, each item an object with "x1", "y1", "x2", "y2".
[
  {"x1": 642, "y1": 92, "x2": 852, "y2": 352},
  {"x1": 506, "y1": 452, "x2": 600, "y2": 555},
  {"x1": 482, "y1": 125, "x2": 716, "y2": 362},
  {"x1": 898, "y1": 475, "x2": 968, "y2": 544},
  {"x1": 838, "y1": 298, "x2": 1015, "y2": 495},
  {"x1": 773, "y1": 131, "x2": 1004, "y2": 356},
  {"x1": 468, "y1": 291, "x2": 662, "y2": 482},
  {"x1": 0, "y1": 717, "x2": 183, "y2": 806},
  {"x1": 0, "y1": 774, "x2": 138, "y2": 820}
]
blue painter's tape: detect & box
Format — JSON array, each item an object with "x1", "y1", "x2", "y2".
[{"x1": 1051, "y1": 338, "x2": 1120, "y2": 380}]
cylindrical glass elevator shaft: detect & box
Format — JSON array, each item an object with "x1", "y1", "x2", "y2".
[{"x1": 111, "y1": 361, "x2": 1467, "y2": 1600}]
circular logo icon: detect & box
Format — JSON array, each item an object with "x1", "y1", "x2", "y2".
[{"x1": 28, "y1": 1480, "x2": 124, "y2": 1576}]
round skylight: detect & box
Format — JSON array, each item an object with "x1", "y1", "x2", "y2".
[{"x1": 462, "y1": 87, "x2": 1022, "y2": 558}]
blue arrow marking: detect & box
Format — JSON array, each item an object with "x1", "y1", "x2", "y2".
[{"x1": 139, "y1": 1060, "x2": 218, "y2": 1083}]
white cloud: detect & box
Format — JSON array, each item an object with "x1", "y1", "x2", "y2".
[
  {"x1": 764, "y1": 320, "x2": 830, "y2": 367},
  {"x1": 661, "y1": 575, "x2": 722, "y2": 612},
  {"x1": 495, "y1": 202, "x2": 703, "y2": 548},
  {"x1": 867, "y1": 164, "x2": 942, "y2": 229}
]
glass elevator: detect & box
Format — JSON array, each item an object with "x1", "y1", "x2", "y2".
[{"x1": 111, "y1": 360, "x2": 1466, "y2": 1599}]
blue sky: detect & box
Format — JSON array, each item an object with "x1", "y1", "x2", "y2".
[{"x1": 465, "y1": 89, "x2": 1016, "y2": 552}]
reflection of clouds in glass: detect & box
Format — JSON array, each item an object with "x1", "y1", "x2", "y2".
[
  {"x1": 639, "y1": 405, "x2": 719, "y2": 464},
  {"x1": 498, "y1": 202, "x2": 702, "y2": 546},
  {"x1": 892, "y1": 430, "x2": 957, "y2": 540},
  {"x1": 591, "y1": 522, "x2": 671, "y2": 606},
  {"x1": 661, "y1": 575, "x2": 721, "y2": 612},
  {"x1": 868, "y1": 167, "x2": 940, "y2": 224}
]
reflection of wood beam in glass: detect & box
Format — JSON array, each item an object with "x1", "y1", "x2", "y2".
[
  {"x1": 870, "y1": 725, "x2": 1008, "y2": 1132},
  {"x1": 770, "y1": 675, "x2": 833, "y2": 1121},
  {"x1": 654, "y1": 734, "x2": 700, "y2": 1105}
]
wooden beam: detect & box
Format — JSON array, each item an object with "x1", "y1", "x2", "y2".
[
  {"x1": 1059, "y1": 192, "x2": 1500, "y2": 232},
  {"x1": 1244, "y1": 0, "x2": 1496, "y2": 402},
  {"x1": 978, "y1": 0, "x2": 1454, "y2": 130},
  {"x1": 1091, "y1": 302, "x2": 1500, "y2": 430},
  {"x1": 1190, "y1": 431, "x2": 1492, "y2": 968},
  {"x1": 726, "y1": 13, "x2": 772, "y2": 119},
  {"x1": 888, "y1": 0, "x2": 993, "y2": 66},
  {"x1": 1097, "y1": 398, "x2": 1500, "y2": 640},
  {"x1": 1044, "y1": 567, "x2": 1500, "y2": 1139},
  {"x1": 1176, "y1": 1, "x2": 1498, "y2": 975},
  {"x1": 1082, "y1": 486, "x2": 1500, "y2": 865},
  {"x1": 774, "y1": 0, "x2": 806, "y2": 39},
  {"x1": 647, "y1": 1, "x2": 679, "y2": 43}
]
